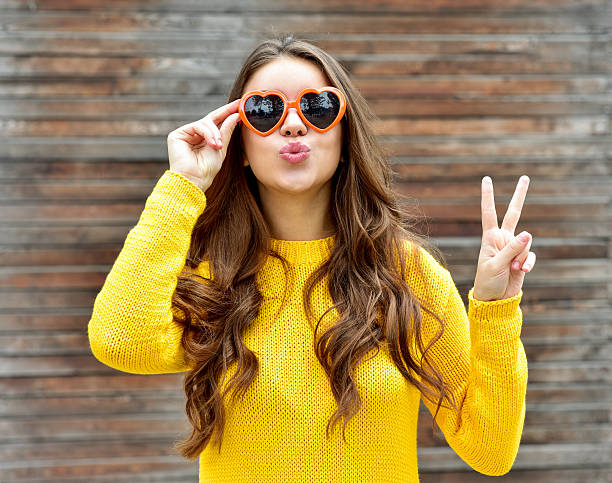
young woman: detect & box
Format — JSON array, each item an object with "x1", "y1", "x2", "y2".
[{"x1": 88, "y1": 35, "x2": 535, "y2": 482}]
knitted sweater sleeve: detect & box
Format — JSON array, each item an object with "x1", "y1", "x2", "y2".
[
  {"x1": 87, "y1": 170, "x2": 207, "y2": 374},
  {"x1": 417, "y1": 254, "x2": 528, "y2": 476}
]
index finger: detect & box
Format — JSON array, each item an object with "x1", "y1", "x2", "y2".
[
  {"x1": 481, "y1": 176, "x2": 498, "y2": 233},
  {"x1": 208, "y1": 98, "x2": 241, "y2": 125},
  {"x1": 501, "y1": 175, "x2": 530, "y2": 233}
]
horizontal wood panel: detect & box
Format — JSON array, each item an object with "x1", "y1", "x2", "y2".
[
  {"x1": 1, "y1": 54, "x2": 610, "y2": 76},
  {"x1": 0, "y1": 221, "x2": 609, "y2": 242},
  {"x1": 1, "y1": 117, "x2": 609, "y2": 137},
  {"x1": 0, "y1": 439, "x2": 185, "y2": 461},
  {"x1": 1, "y1": 76, "x2": 608, "y2": 97},
  {"x1": 2, "y1": 375, "x2": 608, "y2": 400},
  {"x1": 1, "y1": 330, "x2": 609, "y2": 361},
  {"x1": 2, "y1": 458, "x2": 194, "y2": 481},
  {"x1": 0, "y1": 239, "x2": 605, "y2": 269},
  {"x1": 2, "y1": 98, "x2": 609, "y2": 119},
  {"x1": 1, "y1": 0, "x2": 608, "y2": 13},
  {"x1": 0, "y1": 35, "x2": 608, "y2": 60},
  {"x1": 1, "y1": 457, "x2": 610, "y2": 483},
  {"x1": 1, "y1": 355, "x2": 609, "y2": 381},
  {"x1": 2, "y1": 12, "x2": 610, "y2": 35},
  {"x1": 0, "y1": 260, "x2": 610, "y2": 289},
  {"x1": 1, "y1": 409, "x2": 609, "y2": 447},
  {"x1": 0, "y1": 374, "x2": 184, "y2": 397},
  {"x1": 0, "y1": 414, "x2": 191, "y2": 442},
  {"x1": 431, "y1": 221, "x2": 610, "y2": 238},
  {"x1": 419, "y1": 443, "x2": 612, "y2": 471},
  {"x1": 0, "y1": 138, "x2": 609, "y2": 161},
  {"x1": 1, "y1": 179, "x2": 610, "y2": 203},
  {"x1": 0, "y1": 287, "x2": 609, "y2": 315},
  {"x1": 2, "y1": 159, "x2": 608, "y2": 181},
  {"x1": 0, "y1": 394, "x2": 185, "y2": 417},
  {"x1": 419, "y1": 469, "x2": 611, "y2": 483}
]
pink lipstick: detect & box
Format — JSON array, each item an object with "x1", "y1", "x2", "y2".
[{"x1": 279, "y1": 142, "x2": 310, "y2": 164}]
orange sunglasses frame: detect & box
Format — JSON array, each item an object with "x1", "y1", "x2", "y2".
[{"x1": 238, "y1": 86, "x2": 347, "y2": 136}]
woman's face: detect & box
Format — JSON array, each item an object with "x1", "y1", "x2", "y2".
[{"x1": 240, "y1": 56, "x2": 343, "y2": 197}]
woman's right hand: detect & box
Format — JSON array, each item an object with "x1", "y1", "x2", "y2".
[{"x1": 167, "y1": 98, "x2": 242, "y2": 192}]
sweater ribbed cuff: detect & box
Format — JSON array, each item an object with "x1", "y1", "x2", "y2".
[
  {"x1": 468, "y1": 287, "x2": 523, "y2": 343},
  {"x1": 143, "y1": 170, "x2": 207, "y2": 221}
]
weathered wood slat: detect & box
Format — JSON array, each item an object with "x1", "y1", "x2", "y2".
[
  {"x1": 1, "y1": 458, "x2": 195, "y2": 481},
  {"x1": 1, "y1": 411, "x2": 609, "y2": 447},
  {"x1": 437, "y1": 238, "x2": 609, "y2": 261},
  {"x1": 391, "y1": 160, "x2": 610, "y2": 179},
  {"x1": 0, "y1": 377, "x2": 596, "y2": 402},
  {"x1": 0, "y1": 260, "x2": 609, "y2": 290},
  {"x1": 1, "y1": 415, "x2": 191, "y2": 442},
  {"x1": 1, "y1": 179, "x2": 610, "y2": 204},
  {"x1": 0, "y1": 35, "x2": 608, "y2": 60},
  {"x1": 2, "y1": 98, "x2": 609, "y2": 119},
  {"x1": 1, "y1": 159, "x2": 607, "y2": 182},
  {"x1": 0, "y1": 287, "x2": 609, "y2": 314},
  {"x1": 1, "y1": 13, "x2": 610, "y2": 35},
  {"x1": 1, "y1": 116, "x2": 609, "y2": 137},
  {"x1": 5, "y1": 236, "x2": 603, "y2": 265},
  {"x1": 0, "y1": 197, "x2": 609, "y2": 221},
  {"x1": 1, "y1": 0, "x2": 608, "y2": 13},
  {"x1": 0, "y1": 220, "x2": 608, "y2": 242},
  {"x1": 1, "y1": 54, "x2": 609, "y2": 76},
  {"x1": 526, "y1": 382, "x2": 612, "y2": 403},
  {"x1": 418, "y1": 443, "x2": 612, "y2": 471},
  {"x1": 1, "y1": 355, "x2": 609, "y2": 381},
  {"x1": 0, "y1": 439, "x2": 185, "y2": 461},
  {"x1": 0, "y1": 394, "x2": 185, "y2": 417},
  {"x1": 0, "y1": 76, "x2": 608, "y2": 97},
  {"x1": 1, "y1": 376, "x2": 608, "y2": 404},
  {"x1": 0, "y1": 137, "x2": 609, "y2": 160},
  {"x1": 420, "y1": 469, "x2": 611, "y2": 483},
  {"x1": 431, "y1": 221, "x2": 609, "y2": 238},
  {"x1": 1, "y1": 330, "x2": 609, "y2": 361},
  {"x1": 0, "y1": 374, "x2": 184, "y2": 397}
]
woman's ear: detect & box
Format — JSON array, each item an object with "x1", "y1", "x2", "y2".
[{"x1": 243, "y1": 156, "x2": 250, "y2": 167}]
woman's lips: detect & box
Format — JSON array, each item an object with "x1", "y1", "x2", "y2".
[{"x1": 280, "y1": 152, "x2": 310, "y2": 163}]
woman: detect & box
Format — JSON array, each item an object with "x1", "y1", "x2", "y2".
[{"x1": 88, "y1": 35, "x2": 535, "y2": 482}]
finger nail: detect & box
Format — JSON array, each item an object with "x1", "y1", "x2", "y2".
[
  {"x1": 524, "y1": 264, "x2": 531, "y2": 271},
  {"x1": 512, "y1": 261, "x2": 520, "y2": 270},
  {"x1": 518, "y1": 231, "x2": 530, "y2": 242}
]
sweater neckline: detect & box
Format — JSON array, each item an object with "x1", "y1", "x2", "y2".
[{"x1": 269, "y1": 234, "x2": 335, "y2": 265}]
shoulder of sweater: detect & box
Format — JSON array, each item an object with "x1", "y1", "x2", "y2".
[{"x1": 401, "y1": 239, "x2": 453, "y2": 304}]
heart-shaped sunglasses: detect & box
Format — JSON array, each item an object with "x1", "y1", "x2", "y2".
[{"x1": 238, "y1": 87, "x2": 347, "y2": 136}]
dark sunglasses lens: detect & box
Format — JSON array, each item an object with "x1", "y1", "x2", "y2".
[
  {"x1": 300, "y1": 91, "x2": 341, "y2": 129},
  {"x1": 244, "y1": 95, "x2": 284, "y2": 133}
]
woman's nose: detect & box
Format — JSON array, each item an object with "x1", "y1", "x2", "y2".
[{"x1": 280, "y1": 108, "x2": 307, "y2": 136}]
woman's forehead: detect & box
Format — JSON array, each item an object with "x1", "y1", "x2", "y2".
[{"x1": 243, "y1": 58, "x2": 329, "y2": 94}]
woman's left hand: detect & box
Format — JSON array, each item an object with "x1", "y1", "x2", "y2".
[{"x1": 472, "y1": 175, "x2": 536, "y2": 301}]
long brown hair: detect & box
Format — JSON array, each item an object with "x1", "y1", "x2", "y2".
[{"x1": 171, "y1": 35, "x2": 459, "y2": 460}]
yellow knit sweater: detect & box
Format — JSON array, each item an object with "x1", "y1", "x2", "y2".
[{"x1": 88, "y1": 170, "x2": 528, "y2": 482}]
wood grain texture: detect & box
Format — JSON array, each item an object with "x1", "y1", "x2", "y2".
[{"x1": 0, "y1": 0, "x2": 610, "y2": 482}]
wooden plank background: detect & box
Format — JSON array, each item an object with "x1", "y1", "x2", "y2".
[{"x1": 0, "y1": 0, "x2": 610, "y2": 481}]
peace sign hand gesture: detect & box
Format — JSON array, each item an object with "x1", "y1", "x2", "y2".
[{"x1": 472, "y1": 175, "x2": 536, "y2": 301}]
